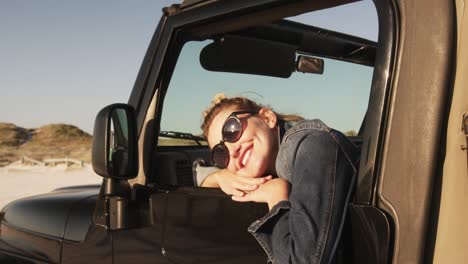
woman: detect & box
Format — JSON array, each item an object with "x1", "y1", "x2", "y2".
[{"x1": 200, "y1": 94, "x2": 359, "y2": 264}]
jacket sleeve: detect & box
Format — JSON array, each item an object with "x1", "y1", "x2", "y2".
[{"x1": 249, "y1": 129, "x2": 357, "y2": 264}]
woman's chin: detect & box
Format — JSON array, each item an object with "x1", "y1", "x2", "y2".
[{"x1": 241, "y1": 161, "x2": 268, "y2": 178}]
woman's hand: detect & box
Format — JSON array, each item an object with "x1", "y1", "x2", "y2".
[
  {"x1": 201, "y1": 169, "x2": 273, "y2": 197},
  {"x1": 231, "y1": 178, "x2": 290, "y2": 209}
]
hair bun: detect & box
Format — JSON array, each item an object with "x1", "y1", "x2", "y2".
[
  {"x1": 212, "y1": 93, "x2": 227, "y2": 105},
  {"x1": 203, "y1": 93, "x2": 227, "y2": 118}
]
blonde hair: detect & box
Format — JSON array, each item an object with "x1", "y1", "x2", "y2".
[{"x1": 201, "y1": 93, "x2": 303, "y2": 138}]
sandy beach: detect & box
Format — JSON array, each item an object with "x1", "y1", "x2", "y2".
[{"x1": 0, "y1": 164, "x2": 102, "y2": 209}]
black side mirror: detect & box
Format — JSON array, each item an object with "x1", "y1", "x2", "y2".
[{"x1": 92, "y1": 103, "x2": 138, "y2": 179}]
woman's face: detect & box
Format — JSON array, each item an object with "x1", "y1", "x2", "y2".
[{"x1": 207, "y1": 106, "x2": 279, "y2": 178}]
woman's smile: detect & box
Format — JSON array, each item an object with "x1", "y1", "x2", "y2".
[{"x1": 239, "y1": 144, "x2": 253, "y2": 168}]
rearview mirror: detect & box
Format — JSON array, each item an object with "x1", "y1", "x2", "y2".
[
  {"x1": 92, "y1": 103, "x2": 138, "y2": 179},
  {"x1": 296, "y1": 55, "x2": 324, "y2": 74}
]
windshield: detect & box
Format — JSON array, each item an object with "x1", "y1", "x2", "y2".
[
  {"x1": 159, "y1": 3, "x2": 377, "y2": 147},
  {"x1": 160, "y1": 44, "x2": 373, "y2": 146}
]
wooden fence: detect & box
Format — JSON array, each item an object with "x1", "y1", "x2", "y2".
[{"x1": 8, "y1": 156, "x2": 85, "y2": 168}]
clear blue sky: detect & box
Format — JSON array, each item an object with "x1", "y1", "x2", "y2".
[{"x1": 0, "y1": 0, "x2": 377, "y2": 134}]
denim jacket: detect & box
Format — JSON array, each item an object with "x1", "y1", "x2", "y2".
[{"x1": 248, "y1": 119, "x2": 359, "y2": 264}]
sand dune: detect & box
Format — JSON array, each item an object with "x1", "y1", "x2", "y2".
[{"x1": 0, "y1": 164, "x2": 102, "y2": 209}]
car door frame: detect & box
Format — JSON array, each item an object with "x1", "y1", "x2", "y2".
[{"x1": 124, "y1": 0, "x2": 398, "y2": 262}]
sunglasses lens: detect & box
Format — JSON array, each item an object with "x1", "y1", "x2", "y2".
[
  {"x1": 212, "y1": 144, "x2": 229, "y2": 168},
  {"x1": 223, "y1": 117, "x2": 242, "y2": 142}
]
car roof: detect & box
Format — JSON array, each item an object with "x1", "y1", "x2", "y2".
[{"x1": 174, "y1": 0, "x2": 361, "y2": 13}]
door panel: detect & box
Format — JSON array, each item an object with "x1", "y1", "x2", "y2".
[{"x1": 161, "y1": 187, "x2": 268, "y2": 264}]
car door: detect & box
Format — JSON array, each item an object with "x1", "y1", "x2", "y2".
[
  {"x1": 117, "y1": 0, "x2": 388, "y2": 263},
  {"x1": 147, "y1": 3, "x2": 380, "y2": 264}
]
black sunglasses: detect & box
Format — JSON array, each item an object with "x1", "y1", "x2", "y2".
[{"x1": 212, "y1": 110, "x2": 258, "y2": 168}]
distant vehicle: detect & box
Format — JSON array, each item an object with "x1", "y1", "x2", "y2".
[{"x1": 1, "y1": 0, "x2": 466, "y2": 263}]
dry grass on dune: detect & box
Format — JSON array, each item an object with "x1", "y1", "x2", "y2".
[{"x1": 0, "y1": 123, "x2": 92, "y2": 166}]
